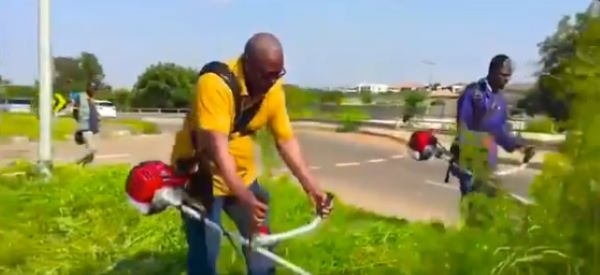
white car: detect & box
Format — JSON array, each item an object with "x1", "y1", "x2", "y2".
[
  {"x1": 0, "y1": 98, "x2": 33, "y2": 113},
  {"x1": 94, "y1": 100, "x2": 117, "y2": 118}
]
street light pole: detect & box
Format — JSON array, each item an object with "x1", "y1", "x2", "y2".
[
  {"x1": 38, "y1": 0, "x2": 53, "y2": 177},
  {"x1": 421, "y1": 59, "x2": 436, "y2": 87}
]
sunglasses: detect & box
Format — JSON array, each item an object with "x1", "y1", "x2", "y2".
[
  {"x1": 260, "y1": 67, "x2": 286, "y2": 81},
  {"x1": 245, "y1": 57, "x2": 286, "y2": 82}
]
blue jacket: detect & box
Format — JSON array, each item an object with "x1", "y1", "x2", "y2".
[{"x1": 456, "y1": 78, "x2": 522, "y2": 168}]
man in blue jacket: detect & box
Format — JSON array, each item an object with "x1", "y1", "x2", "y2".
[{"x1": 452, "y1": 54, "x2": 530, "y2": 196}]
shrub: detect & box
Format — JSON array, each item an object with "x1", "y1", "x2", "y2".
[
  {"x1": 334, "y1": 107, "x2": 369, "y2": 132},
  {"x1": 319, "y1": 91, "x2": 344, "y2": 106},
  {"x1": 402, "y1": 91, "x2": 428, "y2": 122},
  {"x1": 359, "y1": 90, "x2": 373, "y2": 104},
  {"x1": 525, "y1": 117, "x2": 556, "y2": 133}
]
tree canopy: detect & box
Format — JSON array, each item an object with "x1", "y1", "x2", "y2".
[
  {"x1": 53, "y1": 52, "x2": 106, "y2": 94},
  {"x1": 518, "y1": 12, "x2": 591, "y2": 121},
  {"x1": 130, "y1": 63, "x2": 197, "y2": 108}
]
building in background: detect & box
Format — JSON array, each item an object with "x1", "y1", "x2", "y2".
[
  {"x1": 390, "y1": 82, "x2": 425, "y2": 92},
  {"x1": 355, "y1": 83, "x2": 389, "y2": 93}
]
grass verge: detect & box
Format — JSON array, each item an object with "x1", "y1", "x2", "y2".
[
  {"x1": 3, "y1": 162, "x2": 587, "y2": 275},
  {"x1": 0, "y1": 113, "x2": 160, "y2": 141},
  {"x1": 524, "y1": 117, "x2": 557, "y2": 134},
  {"x1": 0, "y1": 164, "x2": 497, "y2": 275},
  {"x1": 0, "y1": 112, "x2": 75, "y2": 141},
  {"x1": 104, "y1": 119, "x2": 161, "y2": 135}
]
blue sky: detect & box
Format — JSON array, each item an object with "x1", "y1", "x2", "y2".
[{"x1": 0, "y1": 0, "x2": 591, "y2": 89}]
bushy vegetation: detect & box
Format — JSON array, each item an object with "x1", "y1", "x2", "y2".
[
  {"x1": 0, "y1": 113, "x2": 160, "y2": 140},
  {"x1": 402, "y1": 90, "x2": 429, "y2": 122},
  {"x1": 104, "y1": 119, "x2": 161, "y2": 135},
  {"x1": 283, "y1": 86, "x2": 371, "y2": 132},
  {"x1": 334, "y1": 107, "x2": 370, "y2": 132},
  {"x1": 359, "y1": 90, "x2": 373, "y2": 104},
  {"x1": 524, "y1": 117, "x2": 557, "y2": 134}
]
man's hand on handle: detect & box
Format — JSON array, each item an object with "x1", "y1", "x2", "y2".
[
  {"x1": 237, "y1": 189, "x2": 269, "y2": 227},
  {"x1": 309, "y1": 189, "x2": 333, "y2": 218}
]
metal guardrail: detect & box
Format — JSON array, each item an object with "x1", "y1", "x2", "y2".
[
  {"x1": 119, "y1": 107, "x2": 190, "y2": 114},
  {"x1": 118, "y1": 106, "x2": 528, "y2": 121},
  {"x1": 118, "y1": 107, "x2": 529, "y2": 130}
]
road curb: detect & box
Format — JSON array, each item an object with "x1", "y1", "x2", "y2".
[
  {"x1": 0, "y1": 129, "x2": 163, "y2": 146},
  {"x1": 292, "y1": 121, "x2": 545, "y2": 170}
]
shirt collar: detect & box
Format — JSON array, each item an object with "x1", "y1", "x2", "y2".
[{"x1": 479, "y1": 77, "x2": 493, "y2": 94}]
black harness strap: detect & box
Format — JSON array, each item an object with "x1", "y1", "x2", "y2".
[{"x1": 192, "y1": 61, "x2": 265, "y2": 143}]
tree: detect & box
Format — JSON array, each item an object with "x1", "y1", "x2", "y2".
[
  {"x1": 0, "y1": 75, "x2": 9, "y2": 85},
  {"x1": 401, "y1": 90, "x2": 428, "y2": 123},
  {"x1": 284, "y1": 85, "x2": 319, "y2": 111},
  {"x1": 79, "y1": 52, "x2": 104, "y2": 83},
  {"x1": 519, "y1": 12, "x2": 590, "y2": 121},
  {"x1": 131, "y1": 62, "x2": 197, "y2": 108},
  {"x1": 95, "y1": 88, "x2": 132, "y2": 109},
  {"x1": 359, "y1": 90, "x2": 373, "y2": 104},
  {"x1": 53, "y1": 52, "x2": 105, "y2": 94},
  {"x1": 318, "y1": 91, "x2": 344, "y2": 106},
  {"x1": 524, "y1": 18, "x2": 600, "y2": 275},
  {"x1": 3, "y1": 85, "x2": 37, "y2": 98}
]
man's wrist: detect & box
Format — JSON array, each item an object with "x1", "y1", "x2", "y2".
[{"x1": 300, "y1": 180, "x2": 318, "y2": 195}]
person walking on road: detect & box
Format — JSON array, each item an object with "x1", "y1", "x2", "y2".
[
  {"x1": 170, "y1": 32, "x2": 332, "y2": 275},
  {"x1": 451, "y1": 54, "x2": 533, "y2": 197},
  {"x1": 73, "y1": 81, "x2": 101, "y2": 166}
]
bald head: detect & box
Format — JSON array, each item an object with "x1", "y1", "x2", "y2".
[
  {"x1": 242, "y1": 32, "x2": 286, "y2": 97},
  {"x1": 244, "y1": 32, "x2": 283, "y2": 64}
]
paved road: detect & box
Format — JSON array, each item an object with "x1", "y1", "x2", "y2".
[
  {"x1": 0, "y1": 118, "x2": 538, "y2": 224},
  {"x1": 292, "y1": 130, "x2": 536, "y2": 223}
]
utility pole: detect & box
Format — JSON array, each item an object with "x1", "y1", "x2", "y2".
[
  {"x1": 37, "y1": 0, "x2": 53, "y2": 178},
  {"x1": 421, "y1": 59, "x2": 436, "y2": 87}
]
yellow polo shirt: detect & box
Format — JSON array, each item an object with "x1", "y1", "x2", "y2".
[{"x1": 170, "y1": 57, "x2": 294, "y2": 196}]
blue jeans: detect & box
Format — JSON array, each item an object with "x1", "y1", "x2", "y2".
[
  {"x1": 450, "y1": 165, "x2": 474, "y2": 197},
  {"x1": 182, "y1": 180, "x2": 276, "y2": 275}
]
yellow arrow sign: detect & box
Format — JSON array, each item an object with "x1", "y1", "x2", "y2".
[{"x1": 52, "y1": 93, "x2": 67, "y2": 113}]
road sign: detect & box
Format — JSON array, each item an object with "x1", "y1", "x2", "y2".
[{"x1": 52, "y1": 93, "x2": 67, "y2": 113}]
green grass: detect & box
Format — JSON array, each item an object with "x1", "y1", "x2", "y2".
[
  {"x1": 1, "y1": 162, "x2": 586, "y2": 275},
  {"x1": 104, "y1": 119, "x2": 161, "y2": 135},
  {"x1": 524, "y1": 117, "x2": 557, "y2": 134},
  {"x1": 0, "y1": 112, "x2": 76, "y2": 141},
  {"x1": 0, "y1": 113, "x2": 160, "y2": 141},
  {"x1": 2, "y1": 148, "x2": 599, "y2": 275},
  {"x1": 288, "y1": 106, "x2": 370, "y2": 133},
  {"x1": 0, "y1": 164, "x2": 484, "y2": 275}
]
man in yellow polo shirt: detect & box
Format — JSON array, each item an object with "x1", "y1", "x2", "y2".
[{"x1": 170, "y1": 32, "x2": 331, "y2": 275}]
